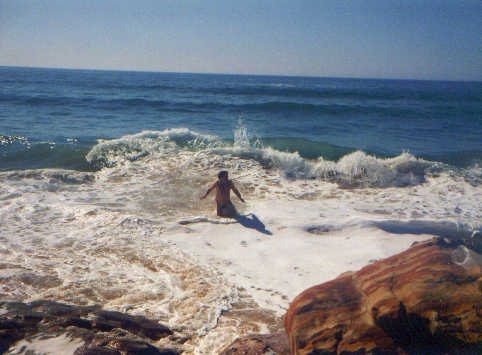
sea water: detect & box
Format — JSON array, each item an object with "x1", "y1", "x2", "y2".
[
  {"x1": 1, "y1": 67, "x2": 481, "y2": 171},
  {"x1": 0, "y1": 67, "x2": 481, "y2": 354}
]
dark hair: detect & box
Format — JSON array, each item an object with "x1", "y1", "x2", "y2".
[{"x1": 218, "y1": 170, "x2": 228, "y2": 178}]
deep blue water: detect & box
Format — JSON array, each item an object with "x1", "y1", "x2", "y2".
[{"x1": 0, "y1": 66, "x2": 481, "y2": 171}]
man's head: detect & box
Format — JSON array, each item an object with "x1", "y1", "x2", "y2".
[{"x1": 218, "y1": 170, "x2": 228, "y2": 181}]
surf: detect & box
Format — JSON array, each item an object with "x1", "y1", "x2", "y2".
[{"x1": 81, "y1": 125, "x2": 453, "y2": 188}]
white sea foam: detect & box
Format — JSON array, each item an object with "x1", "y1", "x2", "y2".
[
  {"x1": 7, "y1": 334, "x2": 84, "y2": 355},
  {"x1": 178, "y1": 217, "x2": 239, "y2": 225},
  {"x1": 1, "y1": 128, "x2": 480, "y2": 354}
]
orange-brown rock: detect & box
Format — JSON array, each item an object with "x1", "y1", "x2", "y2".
[{"x1": 284, "y1": 238, "x2": 482, "y2": 354}]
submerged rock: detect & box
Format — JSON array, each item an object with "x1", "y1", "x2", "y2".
[
  {"x1": 284, "y1": 238, "x2": 482, "y2": 354},
  {"x1": 219, "y1": 332, "x2": 289, "y2": 355},
  {"x1": 74, "y1": 338, "x2": 179, "y2": 355},
  {"x1": 0, "y1": 300, "x2": 178, "y2": 355}
]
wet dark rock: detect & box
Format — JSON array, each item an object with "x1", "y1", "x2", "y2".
[
  {"x1": 0, "y1": 300, "x2": 178, "y2": 355},
  {"x1": 219, "y1": 332, "x2": 289, "y2": 355},
  {"x1": 74, "y1": 337, "x2": 179, "y2": 355}
]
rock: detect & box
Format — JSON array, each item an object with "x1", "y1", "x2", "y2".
[
  {"x1": 219, "y1": 332, "x2": 289, "y2": 355},
  {"x1": 74, "y1": 338, "x2": 179, "y2": 355},
  {"x1": 284, "y1": 238, "x2": 482, "y2": 354},
  {"x1": 0, "y1": 300, "x2": 179, "y2": 355}
]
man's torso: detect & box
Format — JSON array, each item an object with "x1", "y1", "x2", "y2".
[{"x1": 215, "y1": 180, "x2": 232, "y2": 205}]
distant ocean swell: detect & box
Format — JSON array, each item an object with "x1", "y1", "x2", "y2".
[
  {"x1": 2, "y1": 93, "x2": 425, "y2": 117},
  {"x1": 59, "y1": 82, "x2": 482, "y2": 104},
  {"x1": 180, "y1": 86, "x2": 482, "y2": 103}
]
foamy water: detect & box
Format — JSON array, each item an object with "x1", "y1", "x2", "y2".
[{"x1": 1, "y1": 129, "x2": 480, "y2": 354}]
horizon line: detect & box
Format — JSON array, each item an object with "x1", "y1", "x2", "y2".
[{"x1": 1, "y1": 65, "x2": 480, "y2": 83}]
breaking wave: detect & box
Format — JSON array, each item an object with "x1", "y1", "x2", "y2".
[
  {"x1": 85, "y1": 128, "x2": 219, "y2": 168},
  {"x1": 84, "y1": 126, "x2": 447, "y2": 188}
]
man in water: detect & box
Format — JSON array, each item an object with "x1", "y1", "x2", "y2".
[{"x1": 200, "y1": 170, "x2": 245, "y2": 217}]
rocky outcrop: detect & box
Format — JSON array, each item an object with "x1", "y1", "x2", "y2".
[
  {"x1": 219, "y1": 332, "x2": 289, "y2": 355},
  {"x1": 284, "y1": 238, "x2": 482, "y2": 354},
  {"x1": 0, "y1": 300, "x2": 179, "y2": 355}
]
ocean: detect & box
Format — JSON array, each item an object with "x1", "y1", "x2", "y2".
[
  {"x1": 1, "y1": 66, "x2": 481, "y2": 172},
  {"x1": 0, "y1": 66, "x2": 481, "y2": 354}
]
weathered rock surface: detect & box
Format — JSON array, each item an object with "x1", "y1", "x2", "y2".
[
  {"x1": 0, "y1": 300, "x2": 179, "y2": 355},
  {"x1": 218, "y1": 332, "x2": 289, "y2": 355},
  {"x1": 284, "y1": 238, "x2": 482, "y2": 354}
]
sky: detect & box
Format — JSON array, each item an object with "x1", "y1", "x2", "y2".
[{"x1": 0, "y1": 0, "x2": 480, "y2": 81}]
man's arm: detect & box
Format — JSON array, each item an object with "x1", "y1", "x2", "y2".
[
  {"x1": 231, "y1": 183, "x2": 245, "y2": 203},
  {"x1": 200, "y1": 182, "x2": 217, "y2": 200}
]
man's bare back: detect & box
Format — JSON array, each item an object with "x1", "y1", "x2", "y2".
[{"x1": 200, "y1": 171, "x2": 245, "y2": 217}]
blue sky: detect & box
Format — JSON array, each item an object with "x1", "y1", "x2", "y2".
[{"x1": 0, "y1": 0, "x2": 480, "y2": 80}]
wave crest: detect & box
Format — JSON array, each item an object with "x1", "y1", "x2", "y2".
[
  {"x1": 214, "y1": 146, "x2": 436, "y2": 187},
  {"x1": 85, "y1": 128, "x2": 219, "y2": 168},
  {"x1": 85, "y1": 127, "x2": 440, "y2": 187},
  {"x1": 324, "y1": 151, "x2": 436, "y2": 187}
]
